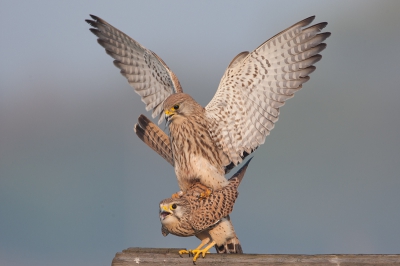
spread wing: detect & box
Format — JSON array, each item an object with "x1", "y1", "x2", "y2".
[
  {"x1": 134, "y1": 114, "x2": 174, "y2": 166},
  {"x1": 205, "y1": 16, "x2": 330, "y2": 165},
  {"x1": 86, "y1": 15, "x2": 182, "y2": 124}
]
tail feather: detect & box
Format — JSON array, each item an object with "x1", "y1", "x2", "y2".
[
  {"x1": 214, "y1": 215, "x2": 243, "y2": 254},
  {"x1": 215, "y1": 236, "x2": 243, "y2": 254}
]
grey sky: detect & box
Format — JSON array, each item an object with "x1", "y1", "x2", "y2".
[{"x1": 1, "y1": 1, "x2": 400, "y2": 265}]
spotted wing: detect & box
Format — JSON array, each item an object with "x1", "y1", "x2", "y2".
[
  {"x1": 206, "y1": 16, "x2": 330, "y2": 165},
  {"x1": 188, "y1": 159, "x2": 251, "y2": 232},
  {"x1": 86, "y1": 15, "x2": 182, "y2": 124}
]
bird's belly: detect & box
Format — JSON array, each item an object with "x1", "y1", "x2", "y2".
[
  {"x1": 208, "y1": 218, "x2": 235, "y2": 246},
  {"x1": 176, "y1": 155, "x2": 228, "y2": 191}
]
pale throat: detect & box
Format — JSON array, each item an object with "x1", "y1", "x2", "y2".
[{"x1": 168, "y1": 113, "x2": 186, "y2": 125}]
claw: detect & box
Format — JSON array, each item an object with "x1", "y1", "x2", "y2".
[
  {"x1": 178, "y1": 249, "x2": 190, "y2": 257},
  {"x1": 171, "y1": 191, "x2": 183, "y2": 198},
  {"x1": 181, "y1": 240, "x2": 215, "y2": 262},
  {"x1": 199, "y1": 188, "x2": 212, "y2": 200},
  {"x1": 191, "y1": 249, "x2": 210, "y2": 262},
  {"x1": 190, "y1": 241, "x2": 216, "y2": 262}
]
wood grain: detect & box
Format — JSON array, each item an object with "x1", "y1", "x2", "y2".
[{"x1": 112, "y1": 247, "x2": 400, "y2": 265}]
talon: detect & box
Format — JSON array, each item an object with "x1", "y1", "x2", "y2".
[
  {"x1": 178, "y1": 249, "x2": 189, "y2": 257},
  {"x1": 172, "y1": 191, "x2": 183, "y2": 198},
  {"x1": 199, "y1": 188, "x2": 212, "y2": 200},
  {"x1": 192, "y1": 251, "x2": 201, "y2": 262},
  {"x1": 190, "y1": 241, "x2": 215, "y2": 262},
  {"x1": 191, "y1": 249, "x2": 210, "y2": 262}
]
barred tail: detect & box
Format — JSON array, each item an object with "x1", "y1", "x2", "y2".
[
  {"x1": 215, "y1": 235, "x2": 243, "y2": 254},
  {"x1": 214, "y1": 216, "x2": 243, "y2": 254}
]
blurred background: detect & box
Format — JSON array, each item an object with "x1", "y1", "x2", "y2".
[{"x1": 1, "y1": 1, "x2": 400, "y2": 265}]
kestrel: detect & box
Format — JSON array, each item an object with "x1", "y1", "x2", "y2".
[
  {"x1": 159, "y1": 158, "x2": 251, "y2": 262},
  {"x1": 135, "y1": 114, "x2": 242, "y2": 254},
  {"x1": 86, "y1": 14, "x2": 329, "y2": 190},
  {"x1": 86, "y1": 14, "x2": 330, "y2": 253}
]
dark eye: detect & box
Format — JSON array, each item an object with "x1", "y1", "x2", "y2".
[
  {"x1": 173, "y1": 105, "x2": 179, "y2": 110},
  {"x1": 171, "y1": 204, "x2": 177, "y2": 209}
]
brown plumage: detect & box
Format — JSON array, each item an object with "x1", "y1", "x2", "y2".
[
  {"x1": 164, "y1": 93, "x2": 230, "y2": 191},
  {"x1": 87, "y1": 14, "x2": 330, "y2": 254},
  {"x1": 86, "y1": 14, "x2": 330, "y2": 179},
  {"x1": 159, "y1": 158, "x2": 250, "y2": 262},
  {"x1": 134, "y1": 115, "x2": 174, "y2": 166}
]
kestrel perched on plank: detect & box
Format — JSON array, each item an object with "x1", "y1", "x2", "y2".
[
  {"x1": 86, "y1": 14, "x2": 330, "y2": 253},
  {"x1": 159, "y1": 158, "x2": 251, "y2": 262}
]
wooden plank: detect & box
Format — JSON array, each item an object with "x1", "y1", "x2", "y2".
[{"x1": 112, "y1": 247, "x2": 400, "y2": 265}]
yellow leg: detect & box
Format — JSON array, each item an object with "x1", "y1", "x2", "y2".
[
  {"x1": 178, "y1": 249, "x2": 189, "y2": 256},
  {"x1": 192, "y1": 241, "x2": 216, "y2": 262},
  {"x1": 179, "y1": 239, "x2": 208, "y2": 257}
]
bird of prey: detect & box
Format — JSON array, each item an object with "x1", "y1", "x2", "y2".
[
  {"x1": 86, "y1": 14, "x2": 330, "y2": 253},
  {"x1": 159, "y1": 158, "x2": 251, "y2": 263},
  {"x1": 86, "y1": 14, "x2": 329, "y2": 191}
]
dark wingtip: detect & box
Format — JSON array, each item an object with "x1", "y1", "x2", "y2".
[
  {"x1": 302, "y1": 15, "x2": 316, "y2": 26},
  {"x1": 85, "y1": 19, "x2": 93, "y2": 26},
  {"x1": 133, "y1": 123, "x2": 140, "y2": 133},
  {"x1": 89, "y1": 14, "x2": 99, "y2": 21},
  {"x1": 134, "y1": 124, "x2": 145, "y2": 141},
  {"x1": 305, "y1": 21, "x2": 328, "y2": 32},
  {"x1": 318, "y1": 21, "x2": 328, "y2": 28},
  {"x1": 86, "y1": 14, "x2": 100, "y2": 26},
  {"x1": 138, "y1": 114, "x2": 151, "y2": 128},
  {"x1": 324, "y1": 32, "x2": 332, "y2": 39},
  {"x1": 89, "y1": 28, "x2": 100, "y2": 36},
  {"x1": 87, "y1": 14, "x2": 109, "y2": 28}
]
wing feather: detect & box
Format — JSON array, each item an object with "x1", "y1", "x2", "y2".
[
  {"x1": 86, "y1": 15, "x2": 182, "y2": 124},
  {"x1": 134, "y1": 115, "x2": 174, "y2": 166},
  {"x1": 189, "y1": 159, "x2": 251, "y2": 232},
  {"x1": 205, "y1": 16, "x2": 330, "y2": 165}
]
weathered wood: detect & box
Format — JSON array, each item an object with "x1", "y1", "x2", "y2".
[{"x1": 112, "y1": 247, "x2": 400, "y2": 265}]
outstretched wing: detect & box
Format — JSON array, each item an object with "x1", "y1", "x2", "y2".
[
  {"x1": 86, "y1": 15, "x2": 182, "y2": 124},
  {"x1": 134, "y1": 114, "x2": 174, "y2": 166},
  {"x1": 205, "y1": 16, "x2": 330, "y2": 165}
]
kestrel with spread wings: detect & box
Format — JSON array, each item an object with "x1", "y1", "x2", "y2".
[
  {"x1": 86, "y1": 14, "x2": 330, "y2": 253},
  {"x1": 86, "y1": 15, "x2": 330, "y2": 190},
  {"x1": 160, "y1": 159, "x2": 250, "y2": 262}
]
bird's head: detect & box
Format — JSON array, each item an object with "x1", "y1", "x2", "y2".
[
  {"x1": 163, "y1": 93, "x2": 202, "y2": 123},
  {"x1": 159, "y1": 197, "x2": 189, "y2": 224},
  {"x1": 159, "y1": 197, "x2": 191, "y2": 237}
]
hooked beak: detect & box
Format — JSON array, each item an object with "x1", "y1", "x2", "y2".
[
  {"x1": 165, "y1": 110, "x2": 174, "y2": 122},
  {"x1": 159, "y1": 205, "x2": 172, "y2": 220}
]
